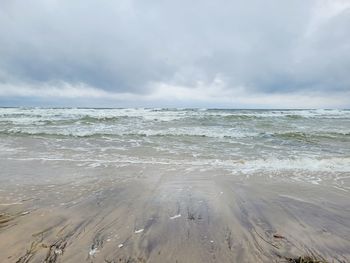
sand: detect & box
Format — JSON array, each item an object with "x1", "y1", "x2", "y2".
[{"x1": 0, "y1": 159, "x2": 350, "y2": 263}]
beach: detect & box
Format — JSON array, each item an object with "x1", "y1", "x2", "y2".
[{"x1": 0, "y1": 108, "x2": 349, "y2": 262}]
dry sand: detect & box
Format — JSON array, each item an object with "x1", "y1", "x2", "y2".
[{"x1": 0, "y1": 160, "x2": 350, "y2": 263}]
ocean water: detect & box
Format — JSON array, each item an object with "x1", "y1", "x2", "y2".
[{"x1": 1, "y1": 108, "x2": 350, "y2": 188}]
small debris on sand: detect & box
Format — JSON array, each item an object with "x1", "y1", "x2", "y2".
[
  {"x1": 170, "y1": 214, "x2": 181, "y2": 220},
  {"x1": 54, "y1": 248, "x2": 63, "y2": 255},
  {"x1": 273, "y1": 234, "x2": 285, "y2": 239},
  {"x1": 134, "y1": 228, "x2": 144, "y2": 234},
  {"x1": 0, "y1": 202, "x2": 23, "y2": 206},
  {"x1": 89, "y1": 247, "x2": 99, "y2": 256},
  {"x1": 285, "y1": 255, "x2": 328, "y2": 263},
  {"x1": 118, "y1": 244, "x2": 124, "y2": 248}
]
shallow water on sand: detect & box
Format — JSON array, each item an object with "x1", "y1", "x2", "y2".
[{"x1": 0, "y1": 108, "x2": 350, "y2": 262}]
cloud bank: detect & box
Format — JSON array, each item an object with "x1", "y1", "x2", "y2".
[{"x1": 0, "y1": 0, "x2": 349, "y2": 108}]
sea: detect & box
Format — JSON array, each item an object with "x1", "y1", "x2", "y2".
[{"x1": 0, "y1": 108, "x2": 350, "y2": 189}]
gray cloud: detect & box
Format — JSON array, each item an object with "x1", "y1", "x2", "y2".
[{"x1": 0, "y1": 0, "x2": 349, "y2": 107}]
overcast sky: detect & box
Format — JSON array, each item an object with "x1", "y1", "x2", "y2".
[{"x1": 0, "y1": 0, "x2": 350, "y2": 108}]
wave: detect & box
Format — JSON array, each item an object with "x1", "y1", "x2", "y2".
[
  {"x1": 236, "y1": 156, "x2": 350, "y2": 173},
  {"x1": 1, "y1": 108, "x2": 350, "y2": 121},
  {"x1": 42, "y1": 115, "x2": 127, "y2": 125},
  {"x1": 285, "y1": 114, "x2": 304, "y2": 119},
  {"x1": 194, "y1": 156, "x2": 350, "y2": 173},
  {"x1": 266, "y1": 131, "x2": 350, "y2": 142},
  {"x1": 0, "y1": 129, "x2": 253, "y2": 139},
  {"x1": 9, "y1": 155, "x2": 350, "y2": 173},
  {"x1": 1, "y1": 128, "x2": 349, "y2": 142}
]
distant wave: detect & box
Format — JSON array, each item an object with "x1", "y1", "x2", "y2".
[
  {"x1": 0, "y1": 129, "x2": 251, "y2": 139},
  {"x1": 1, "y1": 128, "x2": 349, "y2": 142},
  {"x1": 1, "y1": 108, "x2": 350, "y2": 121}
]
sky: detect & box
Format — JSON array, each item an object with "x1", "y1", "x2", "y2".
[{"x1": 0, "y1": 0, "x2": 350, "y2": 108}]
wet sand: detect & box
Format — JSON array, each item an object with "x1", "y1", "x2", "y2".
[{"x1": 1, "y1": 158, "x2": 350, "y2": 263}]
